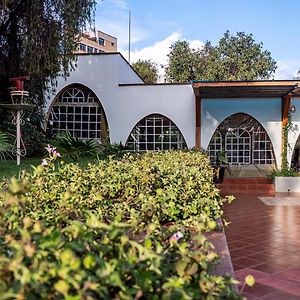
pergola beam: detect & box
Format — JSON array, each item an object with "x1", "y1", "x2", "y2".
[{"x1": 195, "y1": 95, "x2": 201, "y2": 149}]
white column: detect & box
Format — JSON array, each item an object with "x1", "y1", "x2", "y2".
[{"x1": 16, "y1": 110, "x2": 21, "y2": 165}]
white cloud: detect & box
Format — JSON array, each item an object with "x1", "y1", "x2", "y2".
[
  {"x1": 121, "y1": 32, "x2": 181, "y2": 71},
  {"x1": 275, "y1": 60, "x2": 300, "y2": 79},
  {"x1": 121, "y1": 32, "x2": 205, "y2": 79},
  {"x1": 189, "y1": 39, "x2": 204, "y2": 50}
]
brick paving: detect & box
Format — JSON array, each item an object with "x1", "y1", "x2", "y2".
[{"x1": 223, "y1": 192, "x2": 300, "y2": 299}]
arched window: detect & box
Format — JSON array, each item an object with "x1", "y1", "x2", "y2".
[
  {"x1": 225, "y1": 128, "x2": 251, "y2": 165},
  {"x1": 48, "y1": 85, "x2": 108, "y2": 141},
  {"x1": 61, "y1": 88, "x2": 85, "y2": 103},
  {"x1": 208, "y1": 113, "x2": 275, "y2": 165},
  {"x1": 126, "y1": 114, "x2": 187, "y2": 151},
  {"x1": 208, "y1": 130, "x2": 222, "y2": 164},
  {"x1": 253, "y1": 126, "x2": 274, "y2": 164}
]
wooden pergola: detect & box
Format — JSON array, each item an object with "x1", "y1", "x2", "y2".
[{"x1": 192, "y1": 80, "x2": 300, "y2": 154}]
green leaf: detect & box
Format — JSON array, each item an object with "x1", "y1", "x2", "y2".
[
  {"x1": 245, "y1": 275, "x2": 255, "y2": 287},
  {"x1": 54, "y1": 280, "x2": 69, "y2": 295},
  {"x1": 83, "y1": 255, "x2": 96, "y2": 269},
  {"x1": 144, "y1": 238, "x2": 152, "y2": 249}
]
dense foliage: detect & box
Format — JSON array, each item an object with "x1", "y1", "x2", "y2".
[
  {"x1": 165, "y1": 31, "x2": 277, "y2": 82},
  {"x1": 0, "y1": 0, "x2": 96, "y2": 98},
  {"x1": 0, "y1": 150, "x2": 240, "y2": 299},
  {"x1": 0, "y1": 131, "x2": 13, "y2": 159},
  {"x1": 132, "y1": 59, "x2": 159, "y2": 84},
  {"x1": 51, "y1": 131, "x2": 99, "y2": 160},
  {"x1": 165, "y1": 41, "x2": 212, "y2": 83},
  {"x1": 206, "y1": 31, "x2": 277, "y2": 81},
  {"x1": 0, "y1": 0, "x2": 97, "y2": 154}
]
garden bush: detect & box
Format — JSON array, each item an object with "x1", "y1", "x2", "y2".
[{"x1": 0, "y1": 150, "x2": 240, "y2": 299}]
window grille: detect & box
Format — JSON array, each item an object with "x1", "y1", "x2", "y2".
[
  {"x1": 49, "y1": 87, "x2": 106, "y2": 141},
  {"x1": 252, "y1": 127, "x2": 275, "y2": 164},
  {"x1": 225, "y1": 128, "x2": 251, "y2": 165},
  {"x1": 208, "y1": 114, "x2": 276, "y2": 166},
  {"x1": 126, "y1": 114, "x2": 187, "y2": 151},
  {"x1": 208, "y1": 130, "x2": 222, "y2": 164}
]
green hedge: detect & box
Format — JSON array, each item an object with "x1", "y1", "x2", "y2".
[{"x1": 0, "y1": 150, "x2": 240, "y2": 299}]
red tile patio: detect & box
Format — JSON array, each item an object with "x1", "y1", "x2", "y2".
[{"x1": 223, "y1": 193, "x2": 300, "y2": 299}]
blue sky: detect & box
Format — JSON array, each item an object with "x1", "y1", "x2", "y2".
[{"x1": 95, "y1": 0, "x2": 300, "y2": 78}]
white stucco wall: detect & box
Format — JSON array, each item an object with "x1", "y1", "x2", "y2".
[
  {"x1": 114, "y1": 84, "x2": 194, "y2": 147},
  {"x1": 45, "y1": 54, "x2": 194, "y2": 148},
  {"x1": 201, "y1": 98, "x2": 282, "y2": 167},
  {"x1": 45, "y1": 54, "x2": 143, "y2": 137}
]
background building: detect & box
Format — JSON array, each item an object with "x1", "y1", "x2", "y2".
[{"x1": 76, "y1": 30, "x2": 117, "y2": 54}]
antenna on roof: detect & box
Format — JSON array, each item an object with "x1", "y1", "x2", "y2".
[{"x1": 128, "y1": 10, "x2": 131, "y2": 64}]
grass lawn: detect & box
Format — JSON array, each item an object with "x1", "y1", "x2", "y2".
[{"x1": 0, "y1": 156, "x2": 99, "y2": 180}]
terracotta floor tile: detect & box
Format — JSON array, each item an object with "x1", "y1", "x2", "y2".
[
  {"x1": 242, "y1": 292, "x2": 259, "y2": 299},
  {"x1": 275, "y1": 269, "x2": 300, "y2": 283},
  {"x1": 223, "y1": 191, "x2": 300, "y2": 298},
  {"x1": 235, "y1": 268, "x2": 269, "y2": 282},
  {"x1": 232, "y1": 256, "x2": 264, "y2": 268},
  {"x1": 258, "y1": 276, "x2": 300, "y2": 296},
  {"x1": 241, "y1": 282, "x2": 275, "y2": 297},
  {"x1": 261, "y1": 290, "x2": 300, "y2": 300}
]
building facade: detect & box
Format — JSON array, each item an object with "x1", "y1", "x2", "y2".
[
  {"x1": 76, "y1": 30, "x2": 117, "y2": 54},
  {"x1": 45, "y1": 53, "x2": 300, "y2": 170}
]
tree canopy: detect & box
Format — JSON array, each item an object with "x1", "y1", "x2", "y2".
[
  {"x1": 165, "y1": 41, "x2": 213, "y2": 83},
  {"x1": 132, "y1": 59, "x2": 158, "y2": 84},
  {"x1": 0, "y1": 0, "x2": 96, "y2": 104},
  {"x1": 165, "y1": 31, "x2": 277, "y2": 83}
]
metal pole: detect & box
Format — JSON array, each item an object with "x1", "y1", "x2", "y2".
[
  {"x1": 16, "y1": 110, "x2": 21, "y2": 165},
  {"x1": 128, "y1": 10, "x2": 131, "y2": 64}
]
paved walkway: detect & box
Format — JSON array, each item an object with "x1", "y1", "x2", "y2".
[{"x1": 224, "y1": 193, "x2": 300, "y2": 299}]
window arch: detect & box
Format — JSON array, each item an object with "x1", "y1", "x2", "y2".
[
  {"x1": 61, "y1": 88, "x2": 85, "y2": 103},
  {"x1": 225, "y1": 128, "x2": 251, "y2": 164},
  {"x1": 208, "y1": 113, "x2": 275, "y2": 165},
  {"x1": 48, "y1": 84, "x2": 108, "y2": 141},
  {"x1": 208, "y1": 130, "x2": 222, "y2": 164},
  {"x1": 126, "y1": 114, "x2": 187, "y2": 151}
]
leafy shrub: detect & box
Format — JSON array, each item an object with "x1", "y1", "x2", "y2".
[
  {"x1": 51, "y1": 131, "x2": 99, "y2": 160},
  {"x1": 98, "y1": 141, "x2": 131, "y2": 159},
  {"x1": 0, "y1": 150, "x2": 239, "y2": 299},
  {"x1": 0, "y1": 132, "x2": 13, "y2": 159},
  {"x1": 10, "y1": 151, "x2": 234, "y2": 228},
  {"x1": 272, "y1": 168, "x2": 299, "y2": 178}
]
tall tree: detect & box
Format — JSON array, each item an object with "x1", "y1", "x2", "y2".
[
  {"x1": 132, "y1": 59, "x2": 158, "y2": 83},
  {"x1": 206, "y1": 31, "x2": 277, "y2": 81},
  {"x1": 165, "y1": 41, "x2": 213, "y2": 83},
  {"x1": 0, "y1": 0, "x2": 96, "y2": 104},
  {"x1": 165, "y1": 31, "x2": 277, "y2": 82}
]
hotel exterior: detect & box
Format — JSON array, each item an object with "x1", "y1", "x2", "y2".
[{"x1": 45, "y1": 53, "x2": 300, "y2": 172}]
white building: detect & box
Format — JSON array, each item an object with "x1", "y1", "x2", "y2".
[{"x1": 45, "y1": 53, "x2": 300, "y2": 171}]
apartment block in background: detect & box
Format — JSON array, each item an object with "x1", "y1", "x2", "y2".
[{"x1": 77, "y1": 30, "x2": 117, "y2": 54}]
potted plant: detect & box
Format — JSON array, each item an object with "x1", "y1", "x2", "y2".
[
  {"x1": 213, "y1": 150, "x2": 228, "y2": 183},
  {"x1": 273, "y1": 168, "x2": 300, "y2": 192}
]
